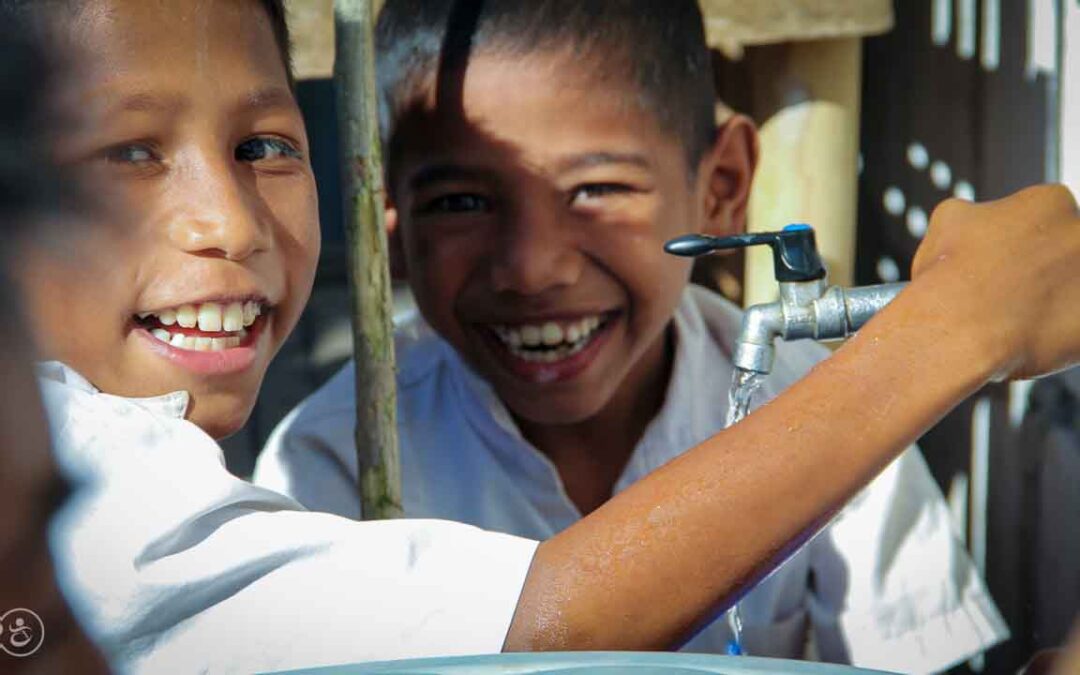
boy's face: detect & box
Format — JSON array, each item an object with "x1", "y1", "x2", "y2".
[
  {"x1": 20, "y1": 0, "x2": 319, "y2": 439},
  {"x1": 390, "y1": 50, "x2": 753, "y2": 426}
]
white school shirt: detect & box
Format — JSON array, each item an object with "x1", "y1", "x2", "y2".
[
  {"x1": 38, "y1": 362, "x2": 537, "y2": 675},
  {"x1": 258, "y1": 286, "x2": 1009, "y2": 673}
]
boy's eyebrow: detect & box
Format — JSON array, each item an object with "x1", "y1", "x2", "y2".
[
  {"x1": 408, "y1": 163, "x2": 495, "y2": 190},
  {"x1": 556, "y1": 152, "x2": 653, "y2": 173},
  {"x1": 93, "y1": 86, "x2": 296, "y2": 118},
  {"x1": 101, "y1": 92, "x2": 186, "y2": 116},
  {"x1": 236, "y1": 86, "x2": 298, "y2": 114},
  {"x1": 407, "y1": 152, "x2": 653, "y2": 190}
]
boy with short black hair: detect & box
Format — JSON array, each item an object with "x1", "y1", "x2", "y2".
[{"x1": 260, "y1": 1, "x2": 1007, "y2": 670}]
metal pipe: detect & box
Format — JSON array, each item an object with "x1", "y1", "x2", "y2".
[
  {"x1": 734, "y1": 281, "x2": 908, "y2": 374},
  {"x1": 734, "y1": 302, "x2": 785, "y2": 374}
]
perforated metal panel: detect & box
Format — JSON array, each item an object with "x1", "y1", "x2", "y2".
[{"x1": 857, "y1": 2, "x2": 1066, "y2": 673}]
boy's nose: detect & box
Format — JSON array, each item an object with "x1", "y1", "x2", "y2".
[
  {"x1": 168, "y1": 170, "x2": 270, "y2": 261},
  {"x1": 489, "y1": 207, "x2": 582, "y2": 295}
]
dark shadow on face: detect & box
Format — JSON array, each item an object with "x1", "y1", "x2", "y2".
[
  {"x1": 435, "y1": 0, "x2": 486, "y2": 112},
  {"x1": 0, "y1": 10, "x2": 111, "y2": 674}
]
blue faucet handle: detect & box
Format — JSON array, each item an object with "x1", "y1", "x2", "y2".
[{"x1": 663, "y1": 225, "x2": 826, "y2": 283}]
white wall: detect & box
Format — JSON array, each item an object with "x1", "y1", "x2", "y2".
[{"x1": 1063, "y1": 0, "x2": 1080, "y2": 193}]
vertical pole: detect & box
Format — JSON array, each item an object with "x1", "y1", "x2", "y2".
[
  {"x1": 333, "y1": 0, "x2": 403, "y2": 519},
  {"x1": 744, "y1": 38, "x2": 863, "y2": 307}
]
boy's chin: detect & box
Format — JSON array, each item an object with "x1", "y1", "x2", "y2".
[
  {"x1": 500, "y1": 388, "x2": 609, "y2": 427},
  {"x1": 184, "y1": 392, "x2": 257, "y2": 440}
]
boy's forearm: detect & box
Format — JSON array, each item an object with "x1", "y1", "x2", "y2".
[{"x1": 505, "y1": 267, "x2": 999, "y2": 651}]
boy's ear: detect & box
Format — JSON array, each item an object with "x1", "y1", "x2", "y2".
[
  {"x1": 386, "y1": 201, "x2": 408, "y2": 281},
  {"x1": 698, "y1": 113, "x2": 759, "y2": 238}
]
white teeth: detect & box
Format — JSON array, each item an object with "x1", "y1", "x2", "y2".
[
  {"x1": 144, "y1": 301, "x2": 263, "y2": 331},
  {"x1": 495, "y1": 314, "x2": 607, "y2": 359},
  {"x1": 222, "y1": 302, "x2": 244, "y2": 332},
  {"x1": 242, "y1": 301, "x2": 258, "y2": 327},
  {"x1": 197, "y1": 303, "x2": 223, "y2": 332},
  {"x1": 176, "y1": 305, "x2": 198, "y2": 328},
  {"x1": 148, "y1": 326, "x2": 249, "y2": 352},
  {"x1": 521, "y1": 325, "x2": 542, "y2": 347},
  {"x1": 541, "y1": 322, "x2": 563, "y2": 346}
]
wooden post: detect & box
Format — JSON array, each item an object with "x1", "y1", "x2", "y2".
[
  {"x1": 744, "y1": 37, "x2": 863, "y2": 306},
  {"x1": 333, "y1": 0, "x2": 403, "y2": 519}
]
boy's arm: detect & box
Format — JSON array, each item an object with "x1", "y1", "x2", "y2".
[{"x1": 506, "y1": 185, "x2": 1080, "y2": 651}]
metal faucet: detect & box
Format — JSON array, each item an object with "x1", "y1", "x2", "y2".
[{"x1": 665, "y1": 224, "x2": 907, "y2": 375}]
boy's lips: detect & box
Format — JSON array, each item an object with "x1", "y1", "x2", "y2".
[
  {"x1": 477, "y1": 310, "x2": 620, "y2": 384},
  {"x1": 133, "y1": 300, "x2": 271, "y2": 376}
]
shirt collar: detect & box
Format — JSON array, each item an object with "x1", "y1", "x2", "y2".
[
  {"x1": 616, "y1": 287, "x2": 737, "y2": 482},
  {"x1": 36, "y1": 361, "x2": 191, "y2": 420}
]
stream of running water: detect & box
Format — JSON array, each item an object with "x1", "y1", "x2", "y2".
[{"x1": 722, "y1": 367, "x2": 766, "y2": 655}]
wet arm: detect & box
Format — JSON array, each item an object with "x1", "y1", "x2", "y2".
[{"x1": 505, "y1": 264, "x2": 1000, "y2": 651}]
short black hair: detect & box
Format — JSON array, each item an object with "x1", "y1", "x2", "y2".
[
  {"x1": 376, "y1": 0, "x2": 717, "y2": 170},
  {"x1": 0, "y1": 0, "x2": 293, "y2": 85}
]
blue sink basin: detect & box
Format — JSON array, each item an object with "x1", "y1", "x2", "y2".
[{"x1": 274, "y1": 652, "x2": 897, "y2": 675}]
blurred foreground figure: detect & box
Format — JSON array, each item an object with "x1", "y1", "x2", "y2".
[{"x1": 0, "y1": 15, "x2": 110, "y2": 675}]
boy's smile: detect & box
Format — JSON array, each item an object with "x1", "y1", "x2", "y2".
[
  {"x1": 134, "y1": 297, "x2": 269, "y2": 375},
  {"x1": 390, "y1": 50, "x2": 750, "y2": 428},
  {"x1": 19, "y1": 0, "x2": 319, "y2": 439}
]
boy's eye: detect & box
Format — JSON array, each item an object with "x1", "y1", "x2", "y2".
[
  {"x1": 235, "y1": 137, "x2": 303, "y2": 163},
  {"x1": 106, "y1": 143, "x2": 159, "y2": 165},
  {"x1": 419, "y1": 193, "x2": 492, "y2": 214},
  {"x1": 571, "y1": 183, "x2": 633, "y2": 206}
]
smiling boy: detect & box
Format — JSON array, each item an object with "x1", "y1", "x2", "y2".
[
  {"x1": 17, "y1": 0, "x2": 318, "y2": 439},
  {"x1": 259, "y1": 1, "x2": 1008, "y2": 670}
]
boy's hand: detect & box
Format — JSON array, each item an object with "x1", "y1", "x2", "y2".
[{"x1": 911, "y1": 184, "x2": 1080, "y2": 381}]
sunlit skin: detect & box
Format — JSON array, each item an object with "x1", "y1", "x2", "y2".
[
  {"x1": 389, "y1": 49, "x2": 756, "y2": 512},
  {"x1": 17, "y1": 0, "x2": 319, "y2": 439}
]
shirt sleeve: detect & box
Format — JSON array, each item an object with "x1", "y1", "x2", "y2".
[
  {"x1": 806, "y1": 447, "x2": 1009, "y2": 674},
  {"x1": 45, "y1": 381, "x2": 537, "y2": 675}
]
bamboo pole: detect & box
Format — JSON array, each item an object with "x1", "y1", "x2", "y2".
[{"x1": 333, "y1": 0, "x2": 402, "y2": 519}]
